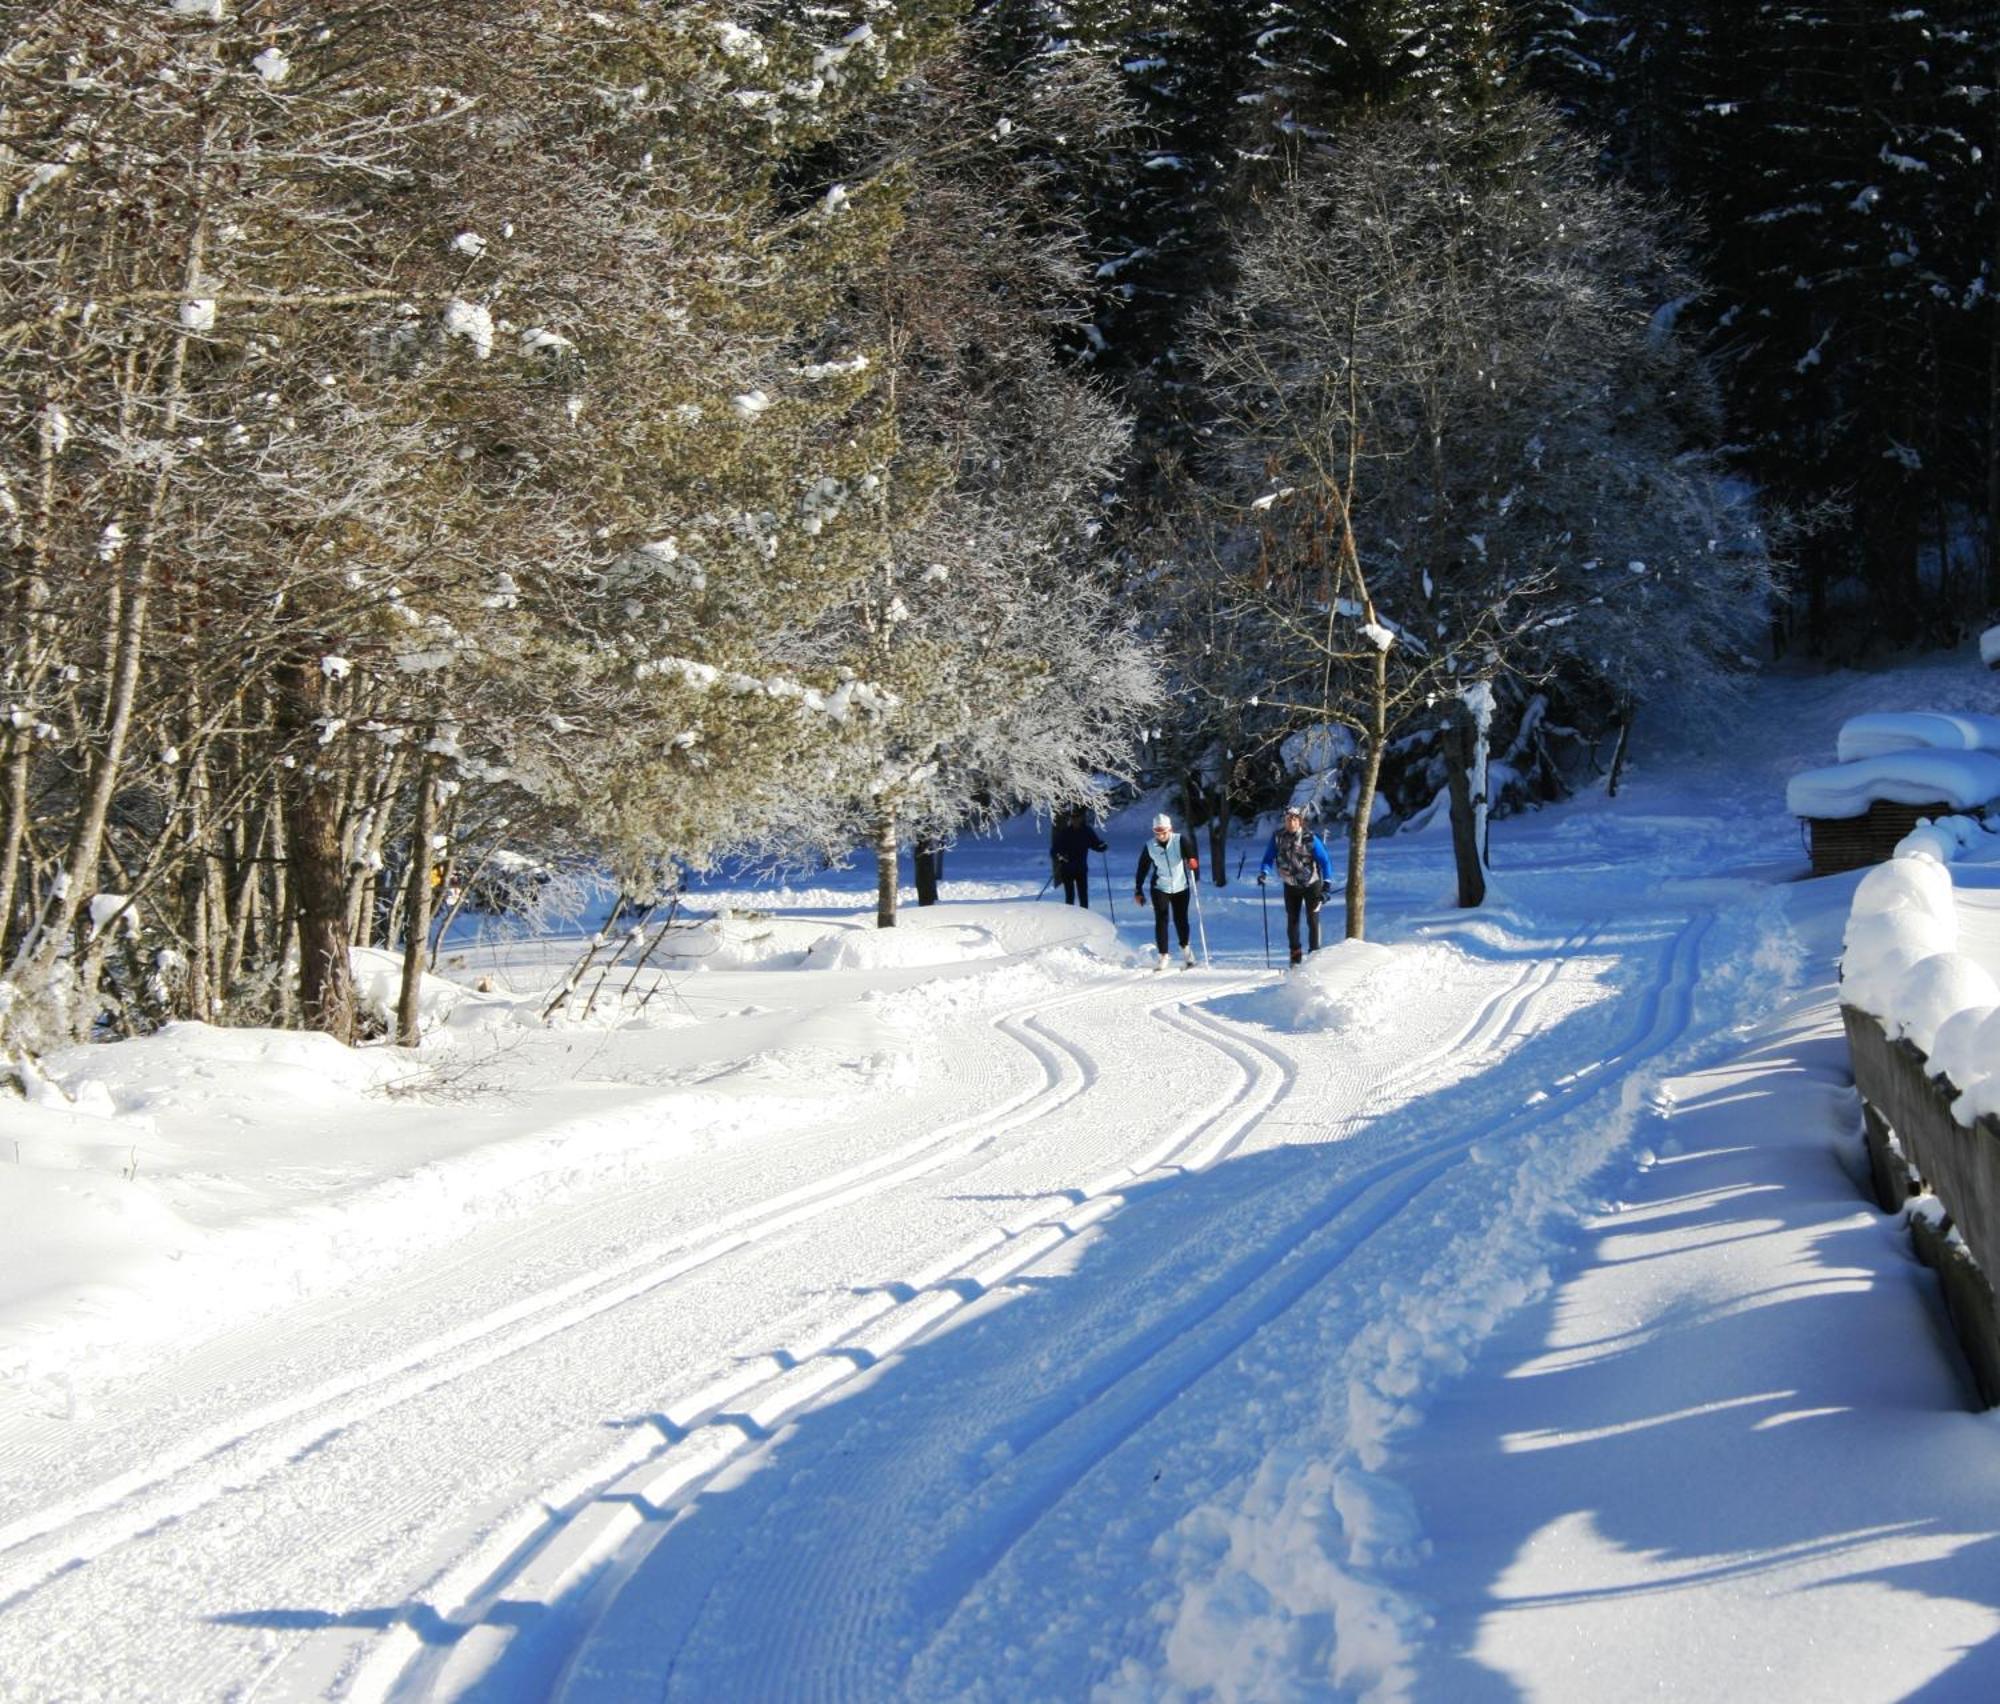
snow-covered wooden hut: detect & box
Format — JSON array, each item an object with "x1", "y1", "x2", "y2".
[{"x1": 1789, "y1": 735, "x2": 2000, "y2": 876}]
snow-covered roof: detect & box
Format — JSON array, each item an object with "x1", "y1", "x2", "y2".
[
  {"x1": 1836, "y1": 710, "x2": 2000, "y2": 763},
  {"x1": 1786, "y1": 750, "x2": 2000, "y2": 820}
]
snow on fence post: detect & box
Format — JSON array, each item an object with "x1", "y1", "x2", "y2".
[{"x1": 1840, "y1": 814, "x2": 2000, "y2": 1406}]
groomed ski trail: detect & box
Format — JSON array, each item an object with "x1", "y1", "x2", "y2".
[{"x1": 404, "y1": 918, "x2": 1667, "y2": 1703}]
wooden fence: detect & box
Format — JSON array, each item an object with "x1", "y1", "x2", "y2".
[{"x1": 1844, "y1": 1004, "x2": 2000, "y2": 1407}]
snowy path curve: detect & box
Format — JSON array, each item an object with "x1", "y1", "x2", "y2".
[
  {"x1": 0, "y1": 961, "x2": 1162, "y2": 1600},
  {"x1": 0, "y1": 949, "x2": 1271, "y2": 1701},
  {"x1": 0, "y1": 898, "x2": 1716, "y2": 1704},
  {"x1": 540, "y1": 918, "x2": 1692, "y2": 1702}
]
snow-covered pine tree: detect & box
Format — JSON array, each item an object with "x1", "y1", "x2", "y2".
[
  {"x1": 775, "y1": 7, "x2": 1158, "y2": 925},
  {"x1": 1519, "y1": 0, "x2": 1996, "y2": 652}
]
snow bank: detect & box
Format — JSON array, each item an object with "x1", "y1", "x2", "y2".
[
  {"x1": 1835, "y1": 710, "x2": 2000, "y2": 762},
  {"x1": 352, "y1": 946, "x2": 690, "y2": 1036},
  {"x1": 0, "y1": 1025, "x2": 834, "y2": 1387},
  {"x1": 1786, "y1": 750, "x2": 2000, "y2": 819},
  {"x1": 1840, "y1": 813, "x2": 2000, "y2": 1098},
  {"x1": 803, "y1": 921, "x2": 1003, "y2": 970},
  {"x1": 1242, "y1": 938, "x2": 1463, "y2": 1035},
  {"x1": 655, "y1": 912, "x2": 835, "y2": 971},
  {"x1": 1982, "y1": 624, "x2": 2000, "y2": 669},
  {"x1": 652, "y1": 901, "x2": 1106, "y2": 974},
  {"x1": 41, "y1": 1019, "x2": 407, "y2": 1119}
]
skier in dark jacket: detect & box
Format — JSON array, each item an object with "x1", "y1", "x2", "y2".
[
  {"x1": 1258, "y1": 805, "x2": 1336, "y2": 965},
  {"x1": 1049, "y1": 806, "x2": 1108, "y2": 908},
  {"x1": 1135, "y1": 812, "x2": 1200, "y2": 970}
]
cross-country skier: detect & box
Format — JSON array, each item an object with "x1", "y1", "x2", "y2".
[
  {"x1": 1135, "y1": 812, "x2": 1200, "y2": 970},
  {"x1": 1049, "y1": 806, "x2": 1108, "y2": 908},
  {"x1": 1257, "y1": 805, "x2": 1335, "y2": 965}
]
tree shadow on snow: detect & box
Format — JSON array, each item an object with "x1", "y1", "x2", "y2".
[{"x1": 1403, "y1": 1035, "x2": 2000, "y2": 1703}]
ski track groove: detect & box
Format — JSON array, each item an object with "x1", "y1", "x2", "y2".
[
  {"x1": 0, "y1": 968, "x2": 1137, "y2": 1616},
  {"x1": 572, "y1": 916, "x2": 1699, "y2": 1702}
]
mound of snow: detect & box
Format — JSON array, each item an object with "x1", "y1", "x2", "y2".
[
  {"x1": 1786, "y1": 751, "x2": 2000, "y2": 819},
  {"x1": 655, "y1": 912, "x2": 832, "y2": 971},
  {"x1": 1851, "y1": 853, "x2": 1956, "y2": 920},
  {"x1": 1887, "y1": 953, "x2": 2000, "y2": 1055},
  {"x1": 44, "y1": 1018, "x2": 405, "y2": 1118},
  {"x1": 1930, "y1": 1003, "x2": 1998, "y2": 1097},
  {"x1": 1836, "y1": 711, "x2": 2000, "y2": 763},
  {"x1": 1240, "y1": 938, "x2": 1457, "y2": 1034},
  {"x1": 803, "y1": 922, "x2": 1004, "y2": 970}
]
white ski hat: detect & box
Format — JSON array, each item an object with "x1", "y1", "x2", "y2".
[{"x1": 1152, "y1": 813, "x2": 1173, "y2": 830}]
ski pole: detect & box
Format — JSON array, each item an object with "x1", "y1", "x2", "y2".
[
  {"x1": 1191, "y1": 875, "x2": 1211, "y2": 967},
  {"x1": 1259, "y1": 877, "x2": 1270, "y2": 969},
  {"x1": 1102, "y1": 849, "x2": 1117, "y2": 923}
]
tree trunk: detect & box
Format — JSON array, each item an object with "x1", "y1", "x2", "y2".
[
  {"x1": 1608, "y1": 706, "x2": 1635, "y2": 798},
  {"x1": 1344, "y1": 650, "x2": 1389, "y2": 941},
  {"x1": 276, "y1": 662, "x2": 356, "y2": 1043},
  {"x1": 0, "y1": 739, "x2": 28, "y2": 959},
  {"x1": 180, "y1": 724, "x2": 214, "y2": 1021},
  {"x1": 1344, "y1": 740, "x2": 1383, "y2": 941},
  {"x1": 343, "y1": 747, "x2": 402, "y2": 948},
  {"x1": 222, "y1": 805, "x2": 266, "y2": 998},
  {"x1": 1988, "y1": 70, "x2": 2000, "y2": 610},
  {"x1": 1444, "y1": 706, "x2": 1486, "y2": 910},
  {"x1": 396, "y1": 751, "x2": 438, "y2": 1048},
  {"x1": 914, "y1": 839, "x2": 942, "y2": 906},
  {"x1": 874, "y1": 807, "x2": 899, "y2": 928},
  {"x1": 1207, "y1": 811, "x2": 1229, "y2": 890}
]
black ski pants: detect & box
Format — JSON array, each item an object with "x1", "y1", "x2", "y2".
[
  {"x1": 1284, "y1": 881, "x2": 1322, "y2": 958},
  {"x1": 1060, "y1": 865, "x2": 1090, "y2": 907},
  {"x1": 1151, "y1": 886, "x2": 1191, "y2": 953}
]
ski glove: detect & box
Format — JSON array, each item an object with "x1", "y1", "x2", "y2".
[{"x1": 1256, "y1": 872, "x2": 1266, "y2": 886}]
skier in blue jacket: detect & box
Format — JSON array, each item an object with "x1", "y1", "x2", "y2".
[{"x1": 1258, "y1": 805, "x2": 1335, "y2": 965}]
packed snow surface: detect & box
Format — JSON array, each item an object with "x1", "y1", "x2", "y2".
[{"x1": 6, "y1": 650, "x2": 2000, "y2": 1702}]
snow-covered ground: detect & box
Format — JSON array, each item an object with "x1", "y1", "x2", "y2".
[{"x1": 6, "y1": 653, "x2": 2000, "y2": 1702}]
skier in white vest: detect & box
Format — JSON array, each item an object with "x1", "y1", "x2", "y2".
[{"x1": 1134, "y1": 812, "x2": 1200, "y2": 970}]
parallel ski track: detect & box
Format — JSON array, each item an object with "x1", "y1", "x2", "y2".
[
  {"x1": 0, "y1": 966, "x2": 1141, "y2": 1616},
  {"x1": 363, "y1": 964, "x2": 1287, "y2": 1702},
  {"x1": 884, "y1": 914, "x2": 1708, "y2": 1695},
  {"x1": 427, "y1": 924, "x2": 1596, "y2": 1703},
  {"x1": 557, "y1": 916, "x2": 1699, "y2": 1703}
]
